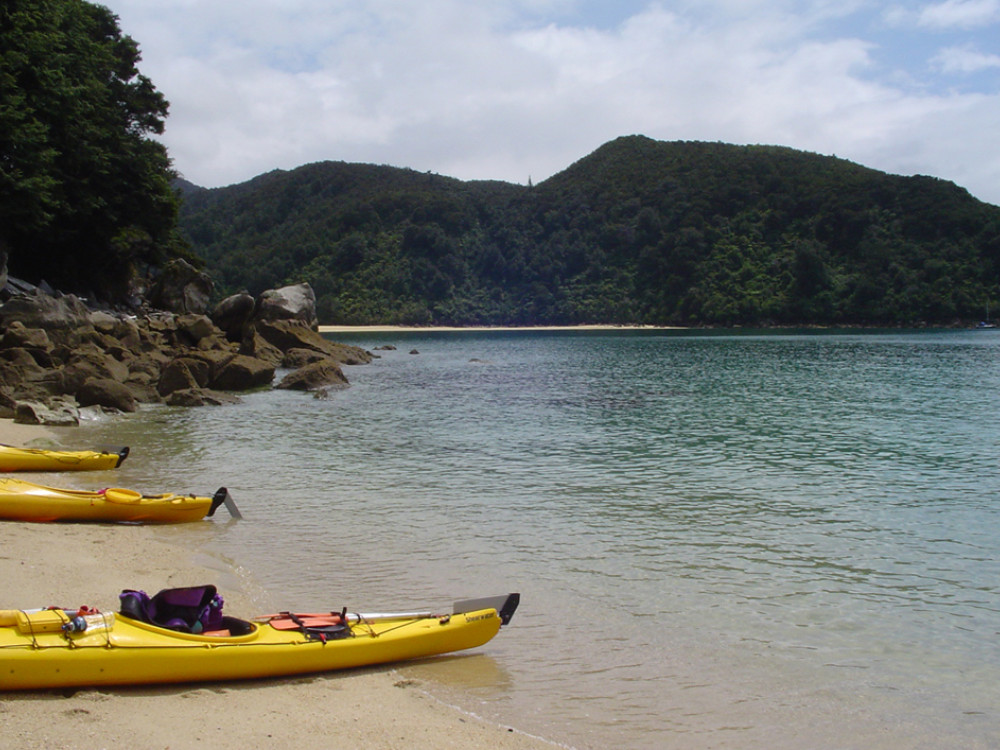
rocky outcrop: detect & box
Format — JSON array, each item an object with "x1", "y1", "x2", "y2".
[
  {"x1": 210, "y1": 355, "x2": 274, "y2": 391},
  {"x1": 147, "y1": 259, "x2": 214, "y2": 315},
  {"x1": 0, "y1": 281, "x2": 373, "y2": 424},
  {"x1": 157, "y1": 357, "x2": 207, "y2": 397},
  {"x1": 14, "y1": 398, "x2": 80, "y2": 426},
  {"x1": 76, "y1": 377, "x2": 138, "y2": 413},
  {"x1": 211, "y1": 292, "x2": 256, "y2": 342},
  {"x1": 282, "y1": 348, "x2": 329, "y2": 369},
  {"x1": 164, "y1": 388, "x2": 242, "y2": 407},
  {"x1": 253, "y1": 320, "x2": 370, "y2": 364},
  {"x1": 0, "y1": 293, "x2": 91, "y2": 330},
  {"x1": 276, "y1": 360, "x2": 349, "y2": 391},
  {"x1": 238, "y1": 329, "x2": 284, "y2": 368},
  {"x1": 254, "y1": 283, "x2": 318, "y2": 328},
  {"x1": 176, "y1": 313, "x2": 217, "y2": 344}
]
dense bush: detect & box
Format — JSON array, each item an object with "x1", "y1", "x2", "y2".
[
  {"x1": 179, "y1": 137, "x2": 1000, "y2": 326},
  {"x1": 1, "y1": 0, "x2": 190, "y2": 302}
]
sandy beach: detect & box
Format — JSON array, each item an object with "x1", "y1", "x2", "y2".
[
  {"x1": 318, "y1": 323, "x2": 677, "y2": 333},
  {"x1": 0, "y1": 420, "x2": 558, "y2": 749}
]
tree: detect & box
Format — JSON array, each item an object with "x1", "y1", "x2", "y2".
[{"x1": 0, "y1": 0, "x2": 187, "y2": 301}]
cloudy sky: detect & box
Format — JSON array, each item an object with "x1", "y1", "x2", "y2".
[{"x1": 106, "y1": 0, "x2": 1000, "y2": 205}]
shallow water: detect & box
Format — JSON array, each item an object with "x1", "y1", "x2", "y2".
[{"x1": 81, "y1": 329, "x2": 1000, "y2": 749}]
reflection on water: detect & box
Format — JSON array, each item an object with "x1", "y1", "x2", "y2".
[{"x1": 81, "y1": 329, "x2": 1000, "y2": 749}]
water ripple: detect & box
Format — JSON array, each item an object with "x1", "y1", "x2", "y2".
[{"x1": 85, "y1": 329, "x2": 1000, "y2": 750}]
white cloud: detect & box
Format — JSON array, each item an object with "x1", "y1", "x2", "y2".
[
  {"x1": 884, "y1": 0, "x2": 1000, "y2": 30},
  {"x1": 919, "y1": 0, "x2": 1000, "y2": 29},
  {"x1": 917, "y1": 0, "x2": 1000, "y2": 29},
  {"x1": 932, "y1": 44, "x2": 1000, "y2": 71},
  {"x1": 105, "y1": 1, "x2": 1000, "y2": 205}
]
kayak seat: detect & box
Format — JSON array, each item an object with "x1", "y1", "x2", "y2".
[
  {"x1": 119, "y1": 585, "x2": 225, "y2": 634},
  {"x1": 213, "y1": 616, "x2": 255, "y2": 637}
]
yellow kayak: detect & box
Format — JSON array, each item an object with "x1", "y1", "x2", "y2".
[
  {"x1": 0, "y1": 444, "x2": 129, "y2": 472},
  {"x1": 0, "y1": 477, "x2": 238, "y2": 523},
  {"x1": 0, "y1": 587, "x2": 520, "y2": 690}
]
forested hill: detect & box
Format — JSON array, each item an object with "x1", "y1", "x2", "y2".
[{"x1": 178, "y1": 136, "x2": 1000, "y2": 326}]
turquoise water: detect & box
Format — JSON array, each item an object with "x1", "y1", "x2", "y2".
[{"x1": 83, "y1": 329, "x2": 1000, "y2": 749}]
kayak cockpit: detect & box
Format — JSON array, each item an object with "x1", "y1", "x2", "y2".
[
  {"x1": 118, "y1": 585, "x2": 255, "y2": 638},
  {"x1": 117, "y1": 613, "x2": 261, "y2": 642}
]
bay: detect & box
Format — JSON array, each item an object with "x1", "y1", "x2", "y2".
[{"x1": 81, "y1": 329, "x2": 1000, "y2": 749}]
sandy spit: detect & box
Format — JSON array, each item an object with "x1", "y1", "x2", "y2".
[{"x1": 318, "y1": 323, "x2": 679, "y2": 333}]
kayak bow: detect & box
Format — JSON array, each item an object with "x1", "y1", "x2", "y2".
[
  {"x1": 0, "y1": 444, "x2": 129, "y2": 472},
  {"x1": 0, "y1": 478, "x2": 239, "y2": 523}
]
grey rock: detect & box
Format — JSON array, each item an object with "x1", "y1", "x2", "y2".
[
  {"x1": 210, "y1": 354, "x2": 275, "y2": 391},
  {"x1": 14, "y1": 399, "x2": 80, "y2": 426},
  {"x1": 165, "y1": 388, "x2": 242, "y2": 407},
  {"x1": 76, "y1": 377, "x2": 138, "y2": 413},
  {"x1": 276, "y1": 359, "x2": 349, "y2": 391},
  {"x1": 148, "y1": 259, "x2": 214, "y2": 314},
  {"x1": 0, "y1": 292, "x2": 91, "y2": 331},
  {"x1": 254, "y1": 283, "x2": 318, "y2": 329},
  {"x1": 211, "y1": 293, "x2": 256, "y2": 342}
]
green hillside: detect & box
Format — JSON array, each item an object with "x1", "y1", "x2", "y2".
[{"x1": 179, "y1": 136, "x2": 1000, "y2": 326}]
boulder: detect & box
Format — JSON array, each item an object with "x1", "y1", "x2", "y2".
[
  {"x1": 128, "y1": 352, "x2": 169, "y2": 380},
  {"x1": 282, "y1": 348, "x2": 329, "y2": 369},
  {"x1": 14, "y1": 399, "x2": 79, "y2": 426},
  {"x1": 124, "y1": 381, "x2": 162, "y2": 404},
  {"x1": 0, "y1": 348, "x2": 35, "y2": 368},
  {"x1": 0, "y1": 347, "x2": 50, "y2": 375},
  {"x1": 254, "y1": 283, "x2": 318, "y2": 329},
  {"x1": 114, "y1": 318, "x2": 144, "y2": 352},
  {"x1": 165, "y1": 388, "x2": 241, "y2": 407},
  {"x1": 183, "y1": 349, "x2": 237, "y2": 382},
  {"x1": 0, "y1": 292, "x2": 91, "y2": 331},
  {"x1": 0, "y1": 321, "x2": 52, "y2": 351},
  {"x1": 210, "y1": 354, "x2": 275, "y2": 391},
  {"x1": 147, "y1": 259, "x2": 214, "y2": 314},
  {"x1": 211, "y1": 293, "x2": 256, "y2": 342},
  {"x1": 63, "y1": 348, "x2": 130, "y2": 385},
  {"x1": 76, "y1": 377, "x2": 138, "y2": 413},
  {"x1": 253, "y1": 320, "x2": 371, "y2": 364},
  {"x1": 157, "y1": 358, "x2": 203, "y2": 396},
  {"x1": 276, "y1": 359, "x2": 349, "y2": 391},
  {"x1": 80, "y1": 327, "x2": 124, "y2": 353},
  {"x1": 176, "y1": 314, "x2": 217, "y2": 344},
  {"x1": 238, "y1": 329, "x2": 284, "y2": 368},
  {"x1": 0, "y1": 388, "x2": 17, "y2": 418},
  {"x1": 195, "y1": 332, "x2": 234, "y2": 352},
  {"x1": 7, "y1": 379, "x2": 59, "y2": 403},
  {"x1": 88, "y1": 310, "x2": 119, "y2": 334}
]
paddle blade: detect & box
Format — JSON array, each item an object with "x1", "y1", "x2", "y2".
[{"x1": 208, "y1": 487, "x2": 243, "y2": 519}]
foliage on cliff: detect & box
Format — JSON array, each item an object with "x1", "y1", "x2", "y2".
[
  {"x1": 0, "y1": 0, "x2": 189, "y2": 302},
  {"x1": 180, "y1": 136, "x2": 1000, "y2": 326}
]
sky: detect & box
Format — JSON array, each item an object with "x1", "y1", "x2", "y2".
[{"x1": 105, "y1": 0, "x2": 1000, "y2": 206}]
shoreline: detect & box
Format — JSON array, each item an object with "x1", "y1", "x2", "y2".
[
  {"x1": 319, "y1": 323, "x2": 680, "y2": 333},
  {"x1": 0, "y1": 418, "x2": 559, "y2": 749}
]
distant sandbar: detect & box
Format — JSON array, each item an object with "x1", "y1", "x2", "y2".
[{"x1": 318, "y1": 324, "x2": 682, "y2": 333}]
